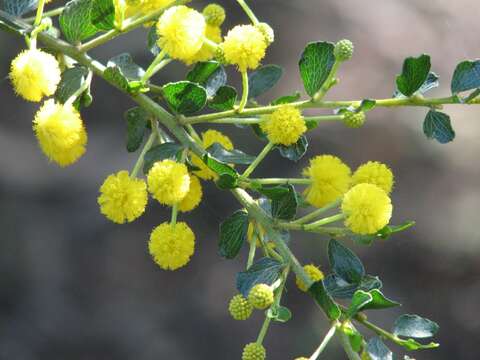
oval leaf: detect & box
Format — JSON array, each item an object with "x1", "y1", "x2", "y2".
[
  {"x1": 124, "y1": 107, "x2": 150, "y2": 153},
  {"x1": 163, "y1": 81, "x2": 207, "y2": 115},
  {"x1": 367, "y1": 337, "x2": 393, "y2": 360},
  {"x1": 54, "y1": 65, "x2": 89, "y2": 104},
  {"x1": 60, "y1": 0, "x2": 98, "y2": 43},
  {"x1": 396, "y1": 54, "x2": 431, "y2": 97},
  {"x1": 236, "y1": 257, "x2": 284, "y2": 297},
  {"x1": 248, "y1": 64, "x2": 283, "y2": 98},
  {"x1": 393, "y1": 314, "x2": 439, "y2": 339},
  {"x1": 276, "y1": 135, "x2": 308, "y2": 162},
  {"x1": 423, "y1": 110, "x2": 455, "y2": 144},
  {"x1": 308, "y1": 280, "x2": 341, "y2": 320},
  {"x1": 219, "y1": 210, "x2": 249, "y2": 259},
  {"x1": 347, "y1": 290, "x2": 373, "y2": 318},
  {"x1": 142, "y1": 142, "x2": 183, "y2": 174},
  {"x1": 328, "y1": 239, "x2": 365, "y2": 284},
  {"x1": 206, "y1": 143, "x2": 254, "y2": 165},
  {"x1": 360, "y1": 289, "x2": 400, "y2": 311},
  {"x1": 451, "y1": 60, "x2": 480, "y2": 93},
  {"x1": 299, "y1": 42, "x2": 335, "y2": 97},
  {"x1": 209, "y1": 85, "x2": 237, "y2": 111}
]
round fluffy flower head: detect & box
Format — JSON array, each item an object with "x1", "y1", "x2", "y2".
[
  {"x1": 149, "y1": 222, "x2": 195, "y2": 270},
  {"x1": 178, "y1": 175, "x2": 203, "y2": 212},
  {"x1": 33, "y1": 100, "x2": 87, "y2": 167},
  {"x1": 242, "y1": 343, "x2": 266, "y2": 360},
  {"x1": 343, "y1": 111, "x2": 366, "y2": 128},
  {"x1": 296, "y1": 264, "x2": 324, "y2": 292},
  {"x1": 190, "y1": 24, "x2": 222, "y2": 63},
  {"x1": 147, "y1": 159, "x2": 190, "y2": 205},
  {"x1": 98, "y1": 171, "x2": 148, "y2": 224},
  {"x1": 228, "y1": 294, "x2": 253, "y2": 321},
  {"x1": 156, "y1": 5, "x2": 206, "y2": 63},
  {"x1": 202, "y1": 3, "x2": 226, "y2": 26},
  {"x1": 221, "y1": 25, "x2": 268, "y2": 71},
  {"x1": 303, "y1": 155, "x2": 352, "y2": 208},
  {"x1": 191, "y1": 129, "x2": 234, "y2": 180},
  {"x1": 334, "y1": 39, "x2": 354, "y2": 61},
  {"x1": 342, "y1": 183, "x2": 393, "y2": 235},
  {"x1": 248, "y1": 283, "x2": 274, "y2": 310},
  {"x1": 10, "y1": 49, "x2": 61, "y2": 102},
  {"x1": 260, "y1": 105, "x2": 306, "y2": 146},
  {"x1": 352, "y1": 161, "x2": 394, "y2": 194}
]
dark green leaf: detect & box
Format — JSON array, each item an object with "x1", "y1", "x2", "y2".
[
  {"x1": 377, "y1": 220, "x2": 415, "y2": 240},
  {"x1": 54, "y1": 65, "x2": 89, "y2": 104},
  {"x1": 360, "y1": 289, "x2": 400, "y2": 311},
  {"x1": 202, "y1": 154, "x2": 238, "y2": 189},
  {"x1": 451, "y1": 60, "x2": 480, "y2": 93},
  {"x1": 90, "y1": 0, "x2": 115, "y2": 31},
  {"x1": 325, "y1": 274, "x2": 381, "y2": 299},
  {"x1": 219, "y1": 210, "x2": 249, "y2": 259},
  {"x1": 367, "y1": 337, "x2": 393, "y2": 360},
  {"x1": 423, "y1": 110, "x2": 455, "y2": 144},
  {"x1": 2, "y1": 0, "x2": 36, "y2": 16},
  {"x1": 358, "y1": 99, "x2": 377, "y2": 112},
  {"x1": 267, "y1": 305, "x2": 292, "y2": 323},
  {"x1": 163, "y1": 81, "x2": 207, "y2": 115},
  {"x1": 308, "y1": 280, "x2": 341, "y2": 320},
  {"x1": 209, "y1": 85, "x2": 237, "y2": 111},
  {"x1": 147, "y1": 25, "x2": 161, "y2": 56},
  {"x1": 299, "y1": 41, "x2": 335, "y2": 97},
  {"x1": 396, "y1": 54, "x2": 431, "y2": 97},
  {"x1": 0, "y1": 14, "x2": 27, "y2": 34},
  {"x1": 394, "y1": 72, "x2": 439, "y2": 98},
  {"x1": 255, "y1": 184, "x2": 289, "y2": 199},
  {"x1": 328, "y1": 239, "x2": 365, "y2": 284},
  {"x1": 347, "y1": 290, "x2": 373, "y2": 318},
  {"x1": 60, "y1": 0, "x2": 98, "y2": 43},
  {"x1": 142, "y1": 142, "x2": 183, "y2": 174},
  {"x1": 236, "y1": 257, "x2": 284, "y2": 297},
  {"x1": 107, "y1": 53, "x2": 144, "y2": 80},
  {"x1": 248, "y1": 64, "x2": 283, "y2": 98},
  {"x1": 187, "y1": 61, "x2": 226, "y2": 97},
  {"x1": 276, "y1": 135, "x2": 308, "y2": 162},
  {"x1": 393, "y1": 314, "x2": 439, "y2": 339},
  {"x1": 206, "y1": 143, "x2": 254, "y2": 165},
  {"x1": 270, "y1": 184, "x2": 298, "y2": 220},
  {"x1": 271, "y1": 92, "x2": 301, "y2": 105},
  {"x1": 124, "y1": 107, "x2": 150, "y2": 152}
]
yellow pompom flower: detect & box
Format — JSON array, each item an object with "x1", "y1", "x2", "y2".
[
  {"x1": 178, "y1": 175, "x2": 203, "y2": 212},
  {"x1": 260, "y1": 105, "x2": 306, "y2": 146},
  {"x1": 342, "y1": 183, "x2": 393, "y2": 235},
  {"x1": 156, "y1": 5, "x2": 206, "y2": 63},
  {"x1": 303, "y1": 155, "x2": 352, "y2": 208},
  {"x1": 352, "y1": 161, "x2": 394, "y2": 194},
  {"x1": 295, "y1": 264, "x2": 325, "y2": 292},
  {"x1": 221, "y1": 25, "x2": 268, "y2": 71},
  {"x1": 190, "y1": 24, "x2": 222, "y2": 63},
  {"x1": 191, "y1": 129, "x2": 234, "y2": 180},
  {"x1": 10, "y1": 49, "x2": 61, "y2": 102},
  {"x1": 98, "y1": 171, "x2": 148, "y2": 224},
  {"x1": 203, "y1": 3, "x2": 226, "y2": 26},
  {"x1": 147, "y1": 159, "x2": 190, "y2": 205},
  {"x1": 33, "y1": 100, "x2": 87, "y2": 167},
  {"x1": 149, "y1": 222, "x2": 195, "y2": 270}
]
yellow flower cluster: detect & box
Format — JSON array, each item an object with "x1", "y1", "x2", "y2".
[
  {"x1": 352, "y1": 161, "x2": 394, "y2": 194},
  {"x1": 295, "y1": 264, "x2": 324, "y2": 292},
  {"x1": 260, "y1": 105, "x2": 306, "y2": 146}
]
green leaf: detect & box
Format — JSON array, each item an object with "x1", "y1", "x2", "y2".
[
  {"x1": 206, "y1": 143, "x2": 255, "y2": 165},
  {"x1": 202, "y1": 154, "x2": 239, "y2": 189},
  {"x1": 209, "y1": 85, "x2": 237, "y2": 111},
  {"x1": 124, "y1": 107, "x2": 150, "y2": 153},
  {"x1": 60, "y1": 0, "x2": 98, "y2": 43},
  {"x1": 147, "y1": 25, "x2": 161, "y2": 56},
  {"x1": 163, "y1": 81, "x2": 207, "y2": 115},
  {"x1": 423, "y1": 110, "x2": 455, "y2": 144},
  {"x1": 54, "y1": 65, "x2": 90, "y2": 104},
  {"x1": 187, "y1": 61, "x2": 226, "y2": 97},
  {"x1": 0, "y1": 13, "x2": 27, "y2": 34},
  {"x1": 267, "y1": 305, "x2": 292, "y2": 323},
  {"x1": 271, "y1": 92, "x2": 301, "y2": 105},
  {"x1": 347, "y1": 290, "x2": 373, "y2": 318},
  {"x1": 451, "y1": 60, "x2": 480, "y2": 93},
  {"x1": 377, "y1": 220, "x2": 415, "y2": 240},
  {"x1": 218, "y1": 210, "x2": 249, "y2": 259},
  {"x1": 236, "y1": 257, "x2": 284, "y2": 297},
  {"x1": 324, "y1": 274, "x2": 381, "y2": 299},
  {"x1": 2, "y1": 0, "x2": 37, "y2": 16},
  {"x1": 104, "y1": 53, "x2": 145, "y2": 93},
  {"x1": 90, "y1": 0, "x2": 115, "y2": 31},
  {"x1": 270, "y1": 184, "x2": 298, "y2": 220},
  {"x1": 395, "y1": 54, "x2": 431, "y2": 97},
  {"x1": 276, "y1": 135, "x2": 308, "y2": 162},
  {"x1": 394, "y1": 72, "x2": 439, "y2": 98},
  {"x1": 328, "y1": 239, "x2": 365, "y2": 284},
  {"x1": 358, "y1": 99, "x2": 377, "y2": 112},
  {"x1": 342, "y1": 324, "x2": 363, "y2": 352},
  {"x1": 393, "y1": 314, "x2": 439, "y2": 339},
  {"x1": 308, "y1": 280, "x2": 341, "y2": 320},
  {"x1": 299, "y1": 41, "x2": 335, "y2": 97},
  {"x1": 367, "y1": 337, "x2": 393, "y2": 360},
  {"x1": 360, "y1": 289, "x2": 400, "y2": 311},
  {"x1": 142, "y1": 142, "x2": 183, "y2": 174},
  {"x1": 248, "y1": 64, "x2": 283, "y2": 98}
]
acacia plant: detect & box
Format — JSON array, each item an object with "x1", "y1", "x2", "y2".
[{"x1": 2, "y1": 0, "x2": 480, "y2": 359}]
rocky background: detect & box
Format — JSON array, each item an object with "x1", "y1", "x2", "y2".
[{"x1": 1, "y1": 0, "x2": 479, "y2": 359}]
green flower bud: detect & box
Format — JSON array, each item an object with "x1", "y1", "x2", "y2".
[
  {"x1": 203, "y1": 3, "x2": 226, "y2": 27},
  {"x1": 242, "y1": 342, "x2": 266, "y2": 360},
  {"x1": 248, "y1": 284, "x2": 274, "y2": 310},
  {"x1": 334, "y1": 39, "x2": 354, "y2": 61},
  {"x1": 229, "y1": 294, "x2": 253, "y2": 320},
  {"x1": 343, "y1": 111, "x2": 366, "y2": 128}
]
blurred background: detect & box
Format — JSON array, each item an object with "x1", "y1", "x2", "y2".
[{"x1": 1, "y1": 0, "x2": 479, "y2": 359}]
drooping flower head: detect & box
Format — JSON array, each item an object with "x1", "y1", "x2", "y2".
[
  {"x1": 149, "y1": 222, "x2": 195, "y2": 270},
  {"x1": 295, "y1": 264, "x2": 324, "y2": 292},
  {"x1": 178, "y1": 175, "x2": 203, "y2": 212},
  {"x1": 33, "y1": 100, "x2": 87, "y2": 167},
  {"x1": 352, "y1": 161, "x2": 394, "y2": 194},
  {"x1": 342, "y1": 183, "x2": 393, "y2": 235},
  {"x1": 303, "y1": 155, "x2": 352, "y2": 208},
  {"x1": 191, "y1": 129, "x2": 234, "y2": 180},
  {"x1": 10, "y1": 49, "x2": 61, "y2": 102},
  {"x1": 260, "y1": 105, "x2": 306, "y2": 146},
  {"x1": 98, "y1": 171, "x2": 148, "y2": 224},
  {"x1": 156, "y1": 5, "x2": 206, "y2": 63},
  {"x1": 147, "y1": 159, "x2": 190, "y2": 205},
  {"x1": 221, "y1": 24, "x2": 268, "y2": 71}
]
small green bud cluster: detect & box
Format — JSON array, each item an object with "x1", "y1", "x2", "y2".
[
  {"x1": 202, "y1": 3, "x2": 226, "y2": 27},
  {"x1": 343, "y1": 111, "x2": 366, "y2": 128},
  {"x1": 334, "y1": 39, "x2": 354, "y2": 61},
  {"x1": 229, "y1": 294, "x2": 253, "y2": 320},
  {"x1": 248, "y1": 283, "x2": 274, "y2": 310},
  {"x1": 242, "y1": 342, "x2": 266, "y2": 360}
]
